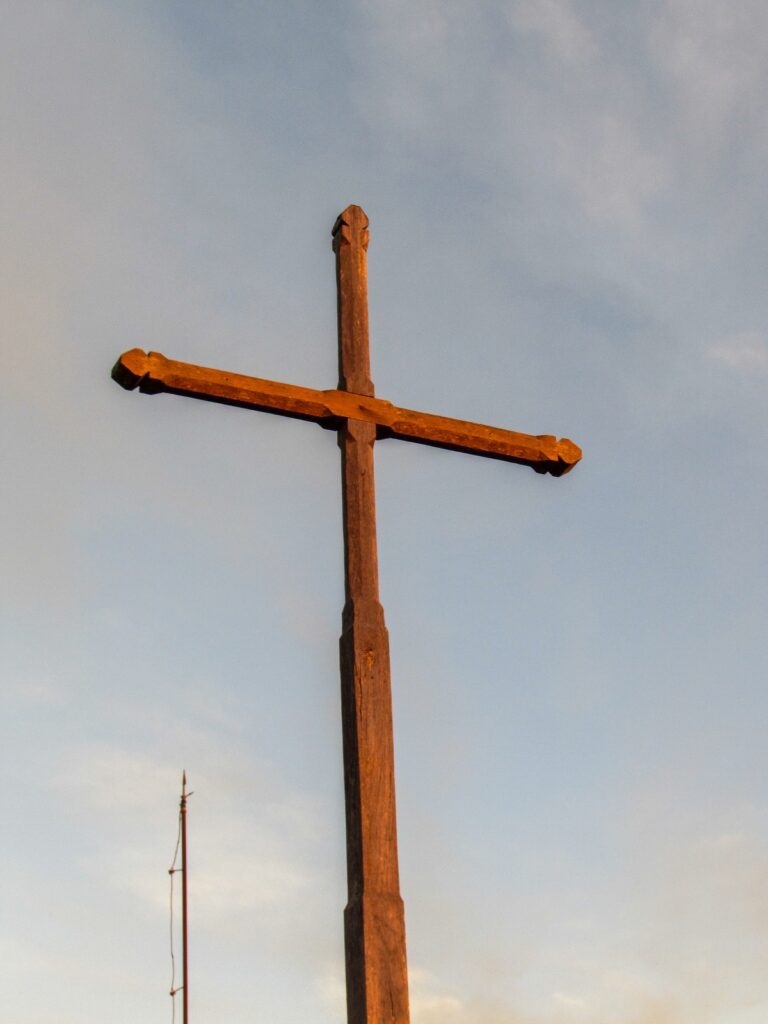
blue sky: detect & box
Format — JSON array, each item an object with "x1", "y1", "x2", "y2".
[{"x1": 2, "y1": 2, "x2": 768, "y2": 1022}]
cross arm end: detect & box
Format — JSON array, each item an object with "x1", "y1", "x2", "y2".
[
  {"x1": 536, "y1": 437, "x2": 582, "y2": 476},
  {"x1": 111, "y1": 348, "x2": 164, "y2": 392},
  {"x1": 382, "y1": 404, "x2": 583, "y2": 476}
]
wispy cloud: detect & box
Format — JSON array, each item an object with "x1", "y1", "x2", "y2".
[
  {"x1": 409, "y1": 966, "x2": 464, "y2": 1021},
  {"x1": 54, "y1": 742, "x2": 329, "y2": 922},
  {"x1": 650, "y1": 0, "x2": 768, "y2": 148},
  {"x1": 709, "y1": 332, "x2": 768, "y2": 373},
  {"x1": 508, "y1": 0, "x2": 598, "y2": 64},
  {"x1": 4, "y1": 4, "x2": 768, "y2": 1023},
  {"x1": 3, "y1": 673, "x2": 67, "y2": 706},
  {"x1": 317, "y1": 965, "x2": 467, "y2": 1024},
  {"x1": 552, "y1": 990, "x2": 588, "y2": 1011},
  {"x1": 352, "y1": 0, "x2": 672, "y2": 235}
]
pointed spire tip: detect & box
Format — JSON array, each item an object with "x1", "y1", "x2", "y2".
[{"x1": 332, "y1": 205, "x2": 370, "y2": 251}]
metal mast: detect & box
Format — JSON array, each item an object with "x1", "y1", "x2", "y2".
[{"x1": 180, "y1": 770, "x2": 189, "y2": 1024}]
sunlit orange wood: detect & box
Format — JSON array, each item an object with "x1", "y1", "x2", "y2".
[
  {"x1": 112, "y1": 349, "x2": 581, "y2": 476},
  {"x1": 111, "y1": 204, "x2": 583, "y2": 1024}
]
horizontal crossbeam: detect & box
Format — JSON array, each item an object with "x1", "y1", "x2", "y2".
[{"x1": 113, "y1": 348, "x2": 581, "y2": 476}]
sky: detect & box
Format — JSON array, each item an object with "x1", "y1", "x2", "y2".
[{"x1": 2, "y1": 2, "x2": 768, "y2": 1022}]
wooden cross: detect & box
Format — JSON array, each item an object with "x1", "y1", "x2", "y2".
[{"x1": 112, "y1": 205, "x2": 581, "y2": 1024}]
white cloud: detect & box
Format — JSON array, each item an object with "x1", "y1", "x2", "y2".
[
  {"x1": 409, "y1": 967, "x2": 464, "y2": 1022},
  {"x1": 509, "y1": 0, "x2": 598, "y2": 64},
  {"x1": 709, "y1": 332, "x2": 768, "y2": 373},
  {"x1": 317, "y1": 968, "x2": 346, "y2": 1019},
  {"x1": 54, "y1": 742, "x2": 328, "y2": 922},
  {"x1": 4, "y1": 4, "x2": 768, "y2": 1023},
  {"x1": 319, "y1": 959, "x2": 466, "y2": 1023},
  {"x1": 552, "y1": 990, "x2": 588, "y2": 1010},
  {"x1": 651, "y1": 0, "x2": 768, "y2": 145},
  {"x1": 353, "y1": 1, "x2": 672, "y2": 234},
  {"x1": 55, "y1": 744, "x2": 180, "y2": 810},
  {"x1": 549, "y1": 111, "x2": 669, "y2": 226},
  {"x1": 3, "y1": 674, "x2": 66, "y2": 706}
]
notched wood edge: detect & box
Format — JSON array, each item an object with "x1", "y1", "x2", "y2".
[
  {"x1": 111, "y1": 348, "x2": 148, "y2": 390},
  {"x1": 111, "y1": 349, "x2": 168, "y2": 394},
  {"x1": 332, "y1": 204, "x2": 370, "y2": 251},
  {"x1": 545, "y1": 438, "x2": 582, "y2": 476}
]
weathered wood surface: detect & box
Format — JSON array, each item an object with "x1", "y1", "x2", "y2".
[
  {"x1": 112, "y1": 349, "x2": 581, "y2": 476},
  {"x1": 334, "y1": 206, "x2": 410, "y2": 1024},
  {"x1": 110, "y1": 203, "x2": 583, "y2": 1024}
]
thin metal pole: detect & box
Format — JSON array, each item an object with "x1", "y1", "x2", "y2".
[{"x1": 180, "y1": 770, "x2": 188, "y2": 1024}]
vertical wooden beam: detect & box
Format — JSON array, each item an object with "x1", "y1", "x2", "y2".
[{"x1": 333, "y1": 206, "x2": 410, "y2": 1024}]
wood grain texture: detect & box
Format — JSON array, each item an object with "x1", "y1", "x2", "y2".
[
  {"x1": 112, "y1": 349, "x2": 581, "y2": 476},
  {"x1": 336, "y1": 207, "x2": 410, "y2": 1024},
  {"x1": 333, "y1": 205, "x2": 373, "y2": 397}
]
